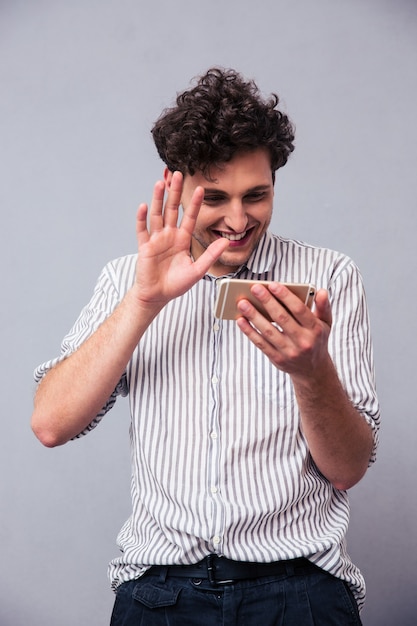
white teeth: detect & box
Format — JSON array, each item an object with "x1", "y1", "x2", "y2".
[{"x1": 220, "y1": 231, "x2": 247, "y2": 241}]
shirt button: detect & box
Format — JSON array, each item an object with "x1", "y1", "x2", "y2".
[
  {"x1": 210, "y1": 432, "x2": 218, "y2": 440},
  {"x1": 213, "y1": 536, "x2": 221, "y2": 545},
  {"x1": 211, "y1": 486, "x2": 218, "y2": 494},
  {"x1": 211, "y1": 376, "x2": 219, "y2": 384},
  {"x1": 213, "y1": 323, "x2": 220, "y2": 331}
]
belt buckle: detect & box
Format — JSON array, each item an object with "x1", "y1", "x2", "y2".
[{"x1": 206, "y1": 555, "x2": 234, "y2": 586}]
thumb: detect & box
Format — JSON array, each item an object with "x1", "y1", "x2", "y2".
[{"x1": 314, "y1": 289, "x2": 332, "y2": 328}]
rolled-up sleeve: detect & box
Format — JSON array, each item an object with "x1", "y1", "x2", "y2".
[
  {"x1": 34, "y1": 263, "x2": 129, "y2": 438},
  {"x1": 327, "y1": 257, "x2": 380, "y2": 465}
]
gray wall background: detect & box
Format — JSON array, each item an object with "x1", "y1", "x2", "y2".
[{"x1": 1, "y1": 0, "x2": 416, "y2": 624}]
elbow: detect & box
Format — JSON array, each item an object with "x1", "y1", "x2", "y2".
[
  {"x1": 331, "y1": 467, "x2": 368, "y2": 491},
  {"x1": 31, "y1": 412, "x2": 69, "y2": 448},
  {"x1": 332, "y1": 479, "x2": 359, "y2": 491}
]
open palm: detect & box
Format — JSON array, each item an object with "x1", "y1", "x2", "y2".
[{"x1": 134, "y1": 172, "x2": 229, "y2": 308}]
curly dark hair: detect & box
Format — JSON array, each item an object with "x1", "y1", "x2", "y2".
[{"x1": 151, "y1": 68, "x2": 295, "y2": 179}]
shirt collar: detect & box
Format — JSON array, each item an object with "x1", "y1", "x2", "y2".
[{"x1": 241, "y1": 231, "x2": 276, "y2": 275}]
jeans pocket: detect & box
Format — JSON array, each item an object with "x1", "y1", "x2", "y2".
[
  {"x1": 132, "y1": 582, "x2": 181, "y2": 609},
  {"x1": 336, "y1": 580, "x2": 363, "y2": 625}
]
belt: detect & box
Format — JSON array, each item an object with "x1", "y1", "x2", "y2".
[{"x1": 147, "y1": 555, "x2": 313, "y2": 586}]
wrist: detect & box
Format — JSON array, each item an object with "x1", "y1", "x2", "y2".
[
  {"x1": 125, "y1": 284, "x2": 165, "y2": 320},
  {"x1": 290, "y1": 354, "x2": 336, "y2": 396}
]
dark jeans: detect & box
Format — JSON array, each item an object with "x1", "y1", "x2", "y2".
[{"x1": 110, "y1": 561, "x2": 362, "y2": 625}]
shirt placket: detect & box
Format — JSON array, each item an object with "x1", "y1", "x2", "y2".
[{"x1": 206, "y1": 279, "x2": 226, "y2": 553}]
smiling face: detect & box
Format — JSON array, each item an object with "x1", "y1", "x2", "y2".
[{"x1": 180, "y1": 149, "x2": 274, "y2": 276}]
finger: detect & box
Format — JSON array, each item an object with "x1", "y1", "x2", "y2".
[
  {"x1": 148, "y1": 180, "x2": 166, "y2": 232},
  {"x1": 136, "y1": 203, "x2": 150, "y2": 245},
  {"x1": 236, "y1": 311, "x2": 283, "y2": 357},
  {"x1": 236, "y1": 297, "x2": 287, "y2": 352},
  {"x1": 179, "y1": 185, "x2": 205, "y2": 235},
  {"x1": 266, "y1": 282, "x2": 315, "y2": 328},
  {"x1": 248, "y1": 283, "x2": 297, "y2": 332},
  {"x1": 190, "y1": 237, "x2": 230, "y2": 277},
  {"x1": 163, "y1": 171, "x2": 184, "y2": 228}
]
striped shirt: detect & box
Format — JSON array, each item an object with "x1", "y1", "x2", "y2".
[{"x1": 34, "y1": 231, "x2": 380, "y2": 610}]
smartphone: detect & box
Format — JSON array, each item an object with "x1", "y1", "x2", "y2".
[{"x1": 214, "y1": 278, "x2": 316, "y2": 320}]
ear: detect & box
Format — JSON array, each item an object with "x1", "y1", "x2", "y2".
[{"x1": 164, "y1": 168, "x2": 174, "y2": 190}]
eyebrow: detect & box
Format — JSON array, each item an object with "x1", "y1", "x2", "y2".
[{"x1": 203, "y1": 184, "x2": 272, "y2": 196}]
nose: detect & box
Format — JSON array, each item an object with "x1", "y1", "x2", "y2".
[{"x1": 224, "y1": 201, "x2": 248, "y2": 233}]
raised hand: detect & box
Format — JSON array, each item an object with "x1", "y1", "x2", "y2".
[{"x1": 133, "y1": 171, "x2": 229, "y2": 310}]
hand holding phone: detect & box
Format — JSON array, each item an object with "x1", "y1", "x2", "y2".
[{"x1": 214, "y1": 278, "x2": 316, "y2": 320}]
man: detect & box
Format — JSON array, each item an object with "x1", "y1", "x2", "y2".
[{"x1": 32, "y1": 68, "x2": 380, "y2": 625}]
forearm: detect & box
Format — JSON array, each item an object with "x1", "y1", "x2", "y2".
[
  {"x1": 235, "y1": 283, "x2": 375, "y2": 490},
  {"x1": 291, "y1": 356, "x2": 374, "y2": 491},
  {"x1": 31, "y1": 288, "x2": 160, "y2": 447}
]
